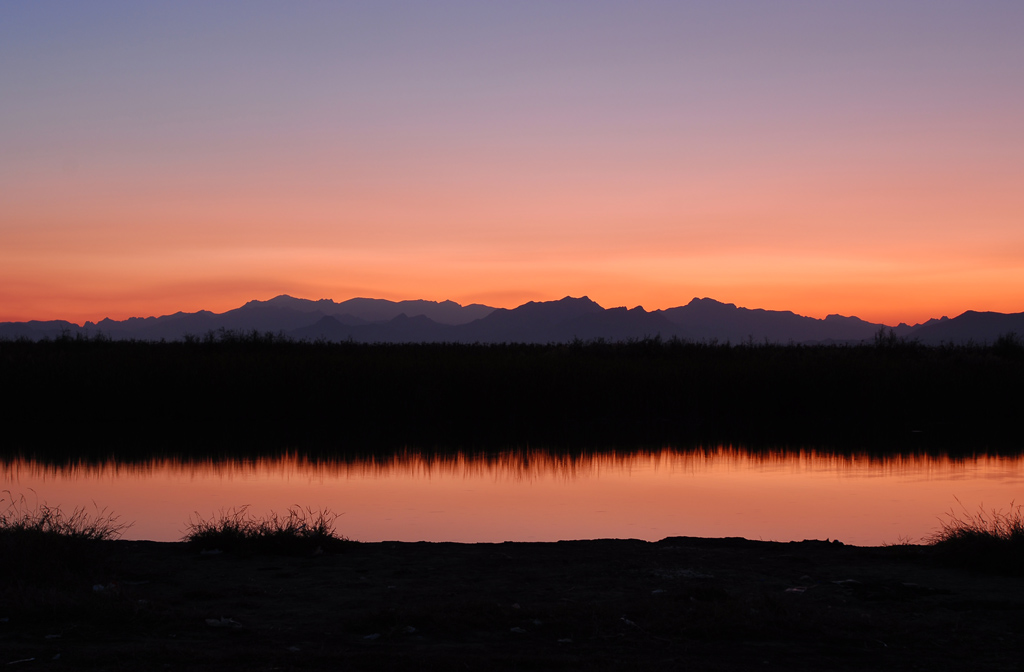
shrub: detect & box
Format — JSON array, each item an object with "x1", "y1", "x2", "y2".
[
  {"x1": 927, "y1": 499, "x2": 1024, "y2": 573},
  {"x1": 0, "y1": 493, "x2": 130, "y2": 587},
  {"x1": 183, "y1": 505, "x2": 352, "y2": 555},
  {"x1": 0, "y1": 492, "x2": 129, "y2": 541}
]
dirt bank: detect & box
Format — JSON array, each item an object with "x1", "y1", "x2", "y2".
[{"x1": 2, "y1": 537, "x2": 1022, "y2": 670}]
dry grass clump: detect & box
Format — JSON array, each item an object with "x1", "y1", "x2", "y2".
[
  {"x1": 1, "y1": 492, "x2": 130, "y2": 590},
  {"x1": 0, "y1": 491, "x2": 130, "y2": 541},
  {"x1": 184, "y1": 505, "x2": 352, "y2": 556},
  {"x1": 927, "y1": 499, "x2": 1024, "y2": 573}
]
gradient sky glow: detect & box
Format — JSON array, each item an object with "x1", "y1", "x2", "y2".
[{"x1": 3, "y1": 1, "x2": 1023, "y2": 325}]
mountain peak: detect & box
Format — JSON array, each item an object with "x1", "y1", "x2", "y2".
[
  {"x1": 558, "y1": 295, "x2": 603, "y2": 308},
  {"x1": 824, "y1": 314, "x2": 868, "y2": 324},
  {"x1": 686, "y1": 297, "x2": 735, "y2": 309}
]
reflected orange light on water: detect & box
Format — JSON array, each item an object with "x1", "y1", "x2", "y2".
[{"x1": 4, "y1": 448, "x2": 1022, "y2": 546}]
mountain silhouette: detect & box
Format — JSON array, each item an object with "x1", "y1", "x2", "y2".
[
  {"x1": 457, "y1": 296, "x2": 606, "y2": 342},
  {"x1": 659, "y1": 298, "x2": 885, "y2": 344},
  {"x1": 2, "y1": 295, "x2": 1021, "y2": 345},
  {"x1": 907, "y1": 311, "x2": 1024, "y2": 344},
  {"x1": 292, "y1": 313, "x2": 456, "y2": 343}
]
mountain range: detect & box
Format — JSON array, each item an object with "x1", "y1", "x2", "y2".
[{"x1": 3, "y1": 295, "x2": 1022, "y2": 346}]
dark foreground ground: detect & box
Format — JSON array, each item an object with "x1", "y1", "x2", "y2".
[{"x1": 2, "y1": 537, "x2": 1022, "y2": 671}]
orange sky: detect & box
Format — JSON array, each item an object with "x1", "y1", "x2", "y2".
[{"x1": 2, "y1": 3, "x2": 1023, "y2": 326}]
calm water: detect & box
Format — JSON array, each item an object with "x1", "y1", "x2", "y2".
[{"x1": 4, "y1": 447, "x2": 1023, "y2": 546}]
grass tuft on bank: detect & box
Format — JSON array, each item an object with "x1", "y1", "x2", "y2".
[
  {"x1": 1, "y1": 493, "x2": 130, "y2": 594},
  {"x1": 928, "y1": 499, "x2": 1024, "y2": 573},
  {"x1": 184, "y1": 505, "x2": 353, "y2": 556},
  {"x1": 1, "y1": 491, "x2": 130, "y2": 541}
]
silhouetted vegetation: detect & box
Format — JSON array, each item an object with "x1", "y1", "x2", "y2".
[
  {"x1": 928, "y1": 500, "x2": 1024, "y2": 574},
  {"x1": 2, "y1": 332, "x2": 1023, "y2": 460},
  {"x1": 183, "y1": 505, "x2": 352, "y2": 556},
  {"x1": 992, "y1": 331, "x2": 1024, "y2": 360},
  {"x1": 0, "y1": 494, "x2": 130, "y2": 614},
  {"x1": 1, "y1": 492, "x2": 129, "y2": 541}
]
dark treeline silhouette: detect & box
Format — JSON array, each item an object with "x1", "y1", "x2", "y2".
[{"x1": 3, "y1": 330, "x2": 1022, "y2": 461}]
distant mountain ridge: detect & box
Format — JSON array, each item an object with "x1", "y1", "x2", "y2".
[{"x1": 2, "y1": 294, "x2": 1022, "y2": 346}]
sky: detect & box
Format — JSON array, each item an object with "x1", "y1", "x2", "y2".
[{"x1": 2, "y1": 1, "x2": 1023, "y2": 326}]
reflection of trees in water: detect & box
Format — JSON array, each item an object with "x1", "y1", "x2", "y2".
[{"x1": 6, "y1": 445, "x2": 1023, "y2": 485}]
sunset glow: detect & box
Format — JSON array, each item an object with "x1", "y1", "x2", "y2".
[{"x1": 3, "y1": 2, "x2": 1023, "y2": 325}]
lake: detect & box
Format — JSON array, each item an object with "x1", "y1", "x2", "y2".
[{"x1": 4, "y1": 447, "x2": 1022, "y2": 546}]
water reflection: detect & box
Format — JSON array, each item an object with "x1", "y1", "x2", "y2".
[{"x1": 4, "y1": 447, "x2": 1022, "y2": 546}]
